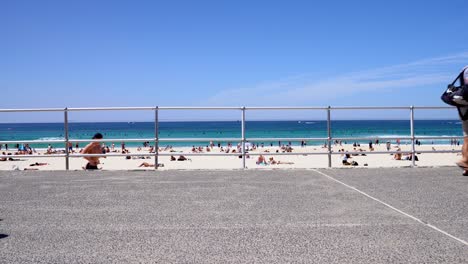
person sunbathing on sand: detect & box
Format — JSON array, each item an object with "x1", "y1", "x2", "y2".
[
  {"x1": 177, "y1": 155, "x2": 191, "y2": 161},
  {"x1": 29, "y1": 162, "x2": 49, "y2": 166},
  {"x1": 140, "y1": 162, "x2": 159, "y2": 167},
  {"x1": 138, "y1": 162, "x2": 164, "y2": 168},
  {"x1": 404, "y1": 153, "x2": 419, "y2": 161},
  {"x1": 7, "y1": 153, "x2": 19, "y2": 161},
  {"x1": 268, "y1": 157, "x2": 295, "y2": 165}
]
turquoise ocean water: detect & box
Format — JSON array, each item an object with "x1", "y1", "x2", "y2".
[{"x1": 0, "y1": 120, "x2": 463, "y2": 148}]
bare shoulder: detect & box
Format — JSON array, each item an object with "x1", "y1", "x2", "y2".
[{"x1": 82, "y1": 142, "x2": 98, "y2": 153}]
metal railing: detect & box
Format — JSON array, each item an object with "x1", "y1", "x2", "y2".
[{"x1": 0, "y1": 106, "x2": 462, "y2": 170}]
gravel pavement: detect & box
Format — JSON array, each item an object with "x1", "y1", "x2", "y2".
[{"x1": 0, "y1": 168, "x2": 467, "y2": 263}]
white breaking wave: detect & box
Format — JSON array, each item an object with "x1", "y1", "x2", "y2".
[{"x1": 36, "y1": 137, "x2": 65, "y2": 141}]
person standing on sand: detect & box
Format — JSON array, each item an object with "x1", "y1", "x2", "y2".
[
  {"x1": 82, "y1": 133, "x2": 105, "y2": 170},
  {"x1": 455, "y1": 65, "x2": 468, "y2": 176}
]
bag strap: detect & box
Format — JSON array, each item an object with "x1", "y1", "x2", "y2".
[
  {"x1": 451, "y1": 71, "x2": 463, "y2": 86},
  {"x1": 461, "y1": 69, "x2": 467, "y2": 86}
]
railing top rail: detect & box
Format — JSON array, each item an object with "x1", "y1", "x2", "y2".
[
  {"x1": 156, "y1": 107, "x2": 243, "y2": 110},
  {"x1": 331, "y1": 106, "x2": 455, "y2": 110},
  {"x1": 68, "y1": 107, "x2": 156, "y2": 111},
  {"x1": 0, "y1": 106, "x2": 456, "y2": 112},
  {"x1": 245, "y1": 107, "x2": 328, "y2": 110},
  {"x1": 67, "y1": 107, "x2": 244, "y2": 111},
  {"x1": 0, "y1": 140, "x2": 66, "y2": 144},
  {"x1": 412, "y1": 106, "x2": 456, "y2": 110},
  {"x1": 0, "y1": 108, "x2": 66, "y2": 112}
]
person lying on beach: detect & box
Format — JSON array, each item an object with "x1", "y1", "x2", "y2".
[
  {"x1": 6, "y1": 153, "x2": 19, "y2": 161},
  {"x1": 29, "y1": 162, "x2": 49, "y2": 166},
  {"x1": 177, "y1": 155, "x2": 191, "y2": 161},
  {"x1": 0, "y1": 152, "x2": 6, "y2": 161},
  {"x1": 82, "y1": 133, "x2": 105, "y2": 170},
  {"x1": 131, "y1": 156, "x2": 149, "y2": 159},
  {"x1": 404, "y1": 154, "x2": 419, "y2": 161},
  {"x1": 138, "y1": 162, "x2": 164, "y2": 168},
  {"x1": 268, "y1": 157, "x2": 294, "y2": 165},
  {"x1": 138, "y1": 162, "x2": 154, "y2": 167},
  {"x1": 268, "y1": 157, "x2": 278, "y2": 164}
]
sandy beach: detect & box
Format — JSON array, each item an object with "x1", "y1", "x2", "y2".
[{"x1": 0, "y1": 142, "x2": 462, "y2": 171}]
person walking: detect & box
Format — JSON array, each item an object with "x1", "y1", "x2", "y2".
[
  {"x1": 82, "y1": 133, "x2": 105, "y2": 170},
  {"x1": 455, "y1": 66, "x2": 468, "y2": 176}
]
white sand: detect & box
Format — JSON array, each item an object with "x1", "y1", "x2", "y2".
[{"x1": 0, "y1": 143, "x2": 462, "y2": 171}]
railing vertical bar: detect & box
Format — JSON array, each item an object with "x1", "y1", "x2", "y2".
[
  {"x1": 410, "y1": 106, "x2": 416, "y2": 167},
  {"x1": 241, "y1": 107, "x2": 246, "y2": 169},
  {"x1": 155, "y1": 107, "x2": 159, "y2": 170},
  {"x1": 64, "y1": 108, "x2": 70, "y2": 170},
  {"x1": 327, "y1": 106, "x2": 332, "y2": 168}
]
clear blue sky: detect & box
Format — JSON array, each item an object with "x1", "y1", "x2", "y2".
[{"x1": 1, "y1": 0, "x2": 467, "y2": 122}]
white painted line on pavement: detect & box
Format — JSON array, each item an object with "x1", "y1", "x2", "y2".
[{"x1": 311, "y1": 169, "x2": 468, "y2": 247}]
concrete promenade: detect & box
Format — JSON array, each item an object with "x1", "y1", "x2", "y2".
[{"x1": 0, "y1": 168, "x2": 467, "y2": 263}]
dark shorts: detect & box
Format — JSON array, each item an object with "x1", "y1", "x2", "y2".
[{"x1": 85, "y1": 163, "x2": 99, "y2": 170}]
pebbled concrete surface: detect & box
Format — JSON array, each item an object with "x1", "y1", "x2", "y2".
[
  {"x1": 317, "y1": 166, "x2": 468, "y2": 243},
  {"x1": 0, "y1": 169, "x2": 467, "y2": 263}
]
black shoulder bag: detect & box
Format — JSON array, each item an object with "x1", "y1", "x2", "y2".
[{"x1": 441, "y1": 69, "x2": 468, "y2": 120}]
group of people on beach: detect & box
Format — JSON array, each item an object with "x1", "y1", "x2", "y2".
[
  {"x1": 256, "y1": 155, "x2": 294, "y2": 165},
  {"x1": 392, "y1": 148, "x2": 419, "y2": 161}
]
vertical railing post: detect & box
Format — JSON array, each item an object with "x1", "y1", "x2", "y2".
[
  {"x1": 241, "y1": 107, "x2": 246, "y2": 169},
  {"x1": 327, "y1": 106, "x2": 332, "y2": 168},
  {"x1": 410, "y1": 106, "x2": 416, "y2": 167},
  {"x1": 64, "y1": 107, "x2": 69, "y2": 170},
  {"x1": 155, "y1": 106, "x2": 159, "y2": 170}
]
